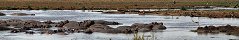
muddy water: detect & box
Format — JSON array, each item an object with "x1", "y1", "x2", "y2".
[{"x1": 0, "y1": 10, "x2": 239, "y2": 40}]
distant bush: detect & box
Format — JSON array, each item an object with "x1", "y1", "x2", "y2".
[
  {"x1": 180, "y1": 7, "x2": 188, "y2": 10},
  {"x1": 0, "y1": 6, "x2": 16, "y2": 10},
  {"x1": 27, "y1": 5, "x2": 33, "y2": 10},
  {"x1": 38, "y1": 6, "x2": 49, "y2": 10},
  {"x1": 234, "y1": 4, "x2": 239, "y2": 8},
  {"x1": 81, "y1": 6, "x2": 87, "y2": 10}
]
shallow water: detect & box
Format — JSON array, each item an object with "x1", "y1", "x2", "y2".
[{"x1": 0, "y1": 10, "x2": 239, "y2": 40}]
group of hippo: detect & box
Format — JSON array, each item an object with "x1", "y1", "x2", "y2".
[
  {"x1": 0, "y1": 19, "x2": 166, "y2": 35},
  {"x1": 0, "y1": 12, "x2": 35, "y2": 16},
  {"x1": 192, "y1": 24, "x2": 239, "y2": 36}
]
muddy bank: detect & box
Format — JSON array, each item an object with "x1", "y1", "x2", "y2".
[
  {"x1": 103, "y1": 10, "x2": 239, "y2": 18},
  {"x1": 191, "y1": 25, "x2": 239, "y2": 36},
  {"x1": 0, "y1": 19, "x2": 166, "y2": 35}
]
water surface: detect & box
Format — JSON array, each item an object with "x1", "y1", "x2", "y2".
[{"x1": 0, "y1": 10, "x2": 239, "y2": 40}]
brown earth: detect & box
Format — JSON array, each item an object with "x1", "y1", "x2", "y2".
[{"x1": 0, "y1": 0, "x2": 238, "y2": 10}]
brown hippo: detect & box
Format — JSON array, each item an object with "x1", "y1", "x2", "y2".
[
  {"x1": 4, "y1": 19, "x2": 24, "y2": 26},
  {"x1": 10, "y1": 13, "x2": 35, "y2": 16},
  {"x1": 150, "y1": 22, "x2": 167, "y2": 30},
  {"x1": 131, "y1": 23, "x2": 154, "y2": 32},
  {"x1": 85, "y1": 26, "x2": 134, "y2": 33},
  {"x1": 102, "y1": 11, "x2": 125, "y2": 14},
  {"x1": 25, "y1": 30, "x2": 35, "y2": 34},
  {"x1": 91, "y1": 20, "x2": 121, "y2": 25},
  {"x1": 43, "y1": 20, "x2": 54, "y2": 24},
  {"x1": 85, "y1": 24, "x2": 113, "y2": 32},
  {"x1": 63, "y1": 21, "x2": 81, "y2": 28},
  {"x1": 10, "y1": 28, "x2": 27, "y2": 33},
  {"x1": 4, "y1": 19, "x2": 52, "y2": 28},
  {"x1": 114, "y1": 26, "x2": 133, "y2": 33},
  {"x1": 131, "y1": 22, "x2": 166, "y2": 32},
  {"x1": 0, "y1": 21, "x2": 9, "y2": 27},
  {"x1": 0, "y1": 27, "x2": 11, "y2": 31},
  {"x1": 192, "y1": 24, "x2": 239, "y2": 36},
  {"x1": 55, "y1": 20, "x2": 69, "y2": 27},
  {"x1": 78, "y1": 20, "x2": 95, "y2": 28}
]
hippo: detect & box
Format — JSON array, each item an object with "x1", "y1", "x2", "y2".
[
  {"x1": 10, "y1": 13, "x2": 35, "y2": 16},
  {"x1": 98, "y1": 26, "x2": 134, "y2": 33},
  {"x1": 0, "y1": 12, "x2": 6, "y2": 16},
  {"x1": 84, "y1": 29, "x2": 93, "y2": 34},
  {"x1": 86, "y1": 24, "x2": 113, "y2": 32},
  {"x1": 0, "y1": 19, "x2": 169, "y2": 34},
  {"x1": 55, "y1": 20, "x2": 70, "y2": 27},
  {"x1": 63, "y1": 21, "x2": 81, "y2": 29},
  {"x1": 131, "y1": 22, "x2": 166, "y2": 32},
  {"x1": 61, "y1": 20, "x2": 121, "y2": 29},
  {"x1": 10, "y1": 29, "x2": 20, "y2": 33},
  {"x1": 102, "y1": 11, "x2": 125, "y2": 14},
  {"x1": 85, "y1": 26, "x2": 134, "y2": 33},
  {"x1": 131, "y1": 23, "x2": 154, "y2": 32},
  {"x1": 25, "y1": 30, "x2": 35, "y2": 34},
  {"x1": 150, "y1": 22, "x2": 166, "y2": 30},
  {"x1": 44, "y1": 20, "x2": 54, "y2": 24},
  {"x1": 192, "y1": 24, "x2": 239, "y2": 36},
  {"x1": 0, "y1": 27, "x2": 11, "y2": 31},
  {"x1": 91, "y1": 20, "x2": 121, "y2": 25},
  {"x1": 0, "y1": 22, "x2": 9, "y2": 27},
  {"x1": 79, "y1": 20, "x2": 95, "y2": 27},
  {"x1": 10, "y1": 29, "x2": 26, "y2": 33},
  {"x1": 5, "y1": 19, "x2": 23, "y2": 26}
]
